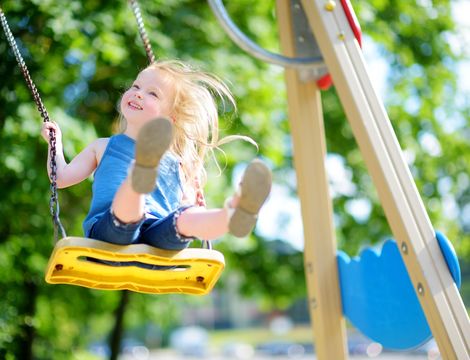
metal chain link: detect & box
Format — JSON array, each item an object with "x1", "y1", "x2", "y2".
[
  {"x1": 129, "y1": 0, "x2": 156, "y2": 64},
  {"x1": 0, "y1": 7, "x2": 66, "y2": 241}
]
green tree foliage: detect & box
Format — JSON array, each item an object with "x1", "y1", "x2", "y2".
[
  {"x1": 0, "y1": 0, "x2": 467, "y2": 358},
  {"x1": 0, "y1": 1, "x2": 284, "y2": 358}
]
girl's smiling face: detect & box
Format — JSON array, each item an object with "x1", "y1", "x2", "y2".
[{"x1": 120, "y1": 68, "x2": 175, "y2": 125}]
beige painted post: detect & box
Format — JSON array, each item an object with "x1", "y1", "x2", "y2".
[
  {"x1": 275, "y1": 1, "x2": 348, "y2": 359},
  {"x1": 299, "y1": 0, "x2": 470, "y2": 358}
]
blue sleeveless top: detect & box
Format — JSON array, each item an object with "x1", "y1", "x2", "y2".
[{"x1": 83, "y1": 134, "x2": 183, "y2": 237}]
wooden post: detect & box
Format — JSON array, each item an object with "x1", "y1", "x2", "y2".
[
  {"x1": 299, "y1": 1, "x2": 470, "y2": 358},
  {"x1": 276, "y1": 2, "x2": 348, "y2": 359}
]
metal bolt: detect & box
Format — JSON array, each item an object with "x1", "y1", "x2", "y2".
[
  {"x1": 294, "y1": 3, "x2": 301, "y2": 10},
  {"x1": 325, "y1": 1, "x2": 336, "y2": 11},
  {"x1": 417, "y1": 283, "x2": 425, "y2": 296},
  {"x1": 196, "y1": 276, "x2": 205, "y2": 283},
  {"x1": 55, "y1": 264, "x2": 63, "y2": 271},
  {"x1": 298, "y1": 36, "x2": 305, "y2": 43},
  {"x1": 338, "y1": 31, "x2": 346, "y2": 41},
  {"x1": 401, "y1": 242, "x2": 408, "y2": 254},
  {"x1": 311, "y1": 298, "x2": 318, "y2": 309}
]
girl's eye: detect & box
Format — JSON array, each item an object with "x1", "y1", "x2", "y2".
[
  {"x1": 132, "y1": 84, "x2": 140, "y2": 89},
  {"x1": 149, "y1": 91, "x2": 159, "y2": 98}
]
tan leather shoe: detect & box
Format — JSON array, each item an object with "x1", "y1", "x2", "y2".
[
  {"x1": 131, "y1": 117, "x2": 174, "y2": 193},
  {"x1": 228, "y1": 159, "x2": 272, "y2": 237}
]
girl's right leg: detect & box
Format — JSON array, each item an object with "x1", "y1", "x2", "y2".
[
  {"x1": 111, "y1": 178, "x2": 146, "y2": 224},
  {"x1": 112, "y1": 117, "x2": 174, "y2": 224},
  {"x1": 88, "y1": 208, "x2": 144, "y2": 245}
]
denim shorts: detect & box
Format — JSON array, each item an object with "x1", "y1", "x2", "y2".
[{"x1": 87, "y1": 206, "x2": 195, "y2": 269}]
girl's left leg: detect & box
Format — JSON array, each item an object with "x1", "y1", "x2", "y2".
[
  {"x1": 141, "y1": 158, "x2": 272, "y2": 246},
  {"x1": 176, "y1": 207, "x2": 230, "y2": 240},
  {"x1": 178, "y1": 159, "x2": 272, "y2": 240},
  {"x1": 140, "y1": 207, "x2": 196, "y2": 249},
  {"x1": 140, "y1": 206, "x2": 229, "y2": 250}
]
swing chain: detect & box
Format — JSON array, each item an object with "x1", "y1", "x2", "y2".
[
  {"x1": 129, "y1": 0, "x2": 156, "y2": 64},
  {"x1": 0, "y1": 8, "x2": 50, "y2": 122},
  {"x1": 48, "y1": 130, "x2": 67, "y2": 241},
  {"x1": 0, "y1": 7, "x2": 66, "y2": 241}
]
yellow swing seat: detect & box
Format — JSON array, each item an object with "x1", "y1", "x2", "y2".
[{"x1": 45, "y1": 237, "x2": 225, "y2": 295}]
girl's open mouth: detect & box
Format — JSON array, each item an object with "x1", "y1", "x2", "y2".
[{"x1": 128, "y1": 101, "x2": 143, "y2": 110}]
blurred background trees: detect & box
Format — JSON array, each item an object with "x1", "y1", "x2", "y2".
[{"x1": 0, "y1": 0, "x2": 468, "y2": 359}]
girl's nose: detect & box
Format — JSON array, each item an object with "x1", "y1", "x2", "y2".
[{"x1": 135, "y1": 93, "x2": 143, "y2": 99}]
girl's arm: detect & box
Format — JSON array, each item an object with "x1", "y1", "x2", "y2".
[
  {"x1": 41, "y1": 122, "x2": 100, "y2": 189},
  {"x1": 194, "y1": 175, "x2": 206, "y2": 207}
]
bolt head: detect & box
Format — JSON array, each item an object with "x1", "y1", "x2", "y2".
[
  {"x1": 325, "y1": 1, "x2": 336, "y2": 11},
  {"x1": 401, "y1": 242, "x2": 408, "y2": 254},
  {"x1": 417, "y1": 283, "x2": 425, "y2": 295}
]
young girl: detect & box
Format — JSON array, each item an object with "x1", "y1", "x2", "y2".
[{"x1": 41, "y1": 60, "x2": 271, "y2": 250}]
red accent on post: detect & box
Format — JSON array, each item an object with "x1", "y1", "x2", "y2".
[
  {"x1": 316, "y1": 0, "x2": 362, "y2": 90},
  {"x1": 317, "y1": 74, "x2": 333, "y2": 90},
  {"x1": 340, "y1": 0, "x2": 362, "y2": 47}
]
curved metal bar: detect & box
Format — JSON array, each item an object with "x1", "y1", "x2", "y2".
[{"x1": 208, "y1": 0, "x2": 324, "y2": 69}]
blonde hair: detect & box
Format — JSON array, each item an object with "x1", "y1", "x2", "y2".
[{"x1": 128, "y1": 59, "x2": 254, "y2": 188}]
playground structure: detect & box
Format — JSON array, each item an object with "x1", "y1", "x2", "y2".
[
  {"x1": 209, "y1": 0, "x2": 469, "y2": 358},
  {"x1": 1, "y1": 0, "x2": 469, "y2": 357}
]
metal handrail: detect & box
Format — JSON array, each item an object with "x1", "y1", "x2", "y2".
[{"x1": 207, "y1": 0, "x2": 324, "y2": 69}]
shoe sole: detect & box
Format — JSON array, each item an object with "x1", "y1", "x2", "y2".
[
  {"x1": 131, "y1": 117, "x2": 174, "y2": 193},
  {"x1": 229, "y1": 159, "x2": 272, "y2": 237}
]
